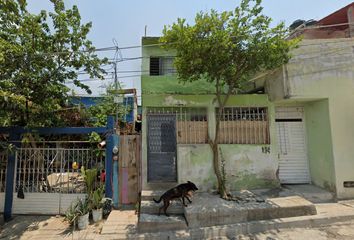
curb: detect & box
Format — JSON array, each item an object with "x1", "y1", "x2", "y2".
[{"x1": 121, "y1": 209, "x2": 354, "y2": 239}]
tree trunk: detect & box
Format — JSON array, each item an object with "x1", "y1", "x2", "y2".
[
  {"x1": 211, "y1": 141, "x2": 228, "y2": 199},
  {"x1": 210, "y1": 91, "x2": 232, "y2": 199},
  {"x1": 209, "y1": 87, "x2": 233, "y2": 199}
]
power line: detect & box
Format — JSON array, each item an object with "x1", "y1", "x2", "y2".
[
  {"x1": 77, "y1": 70, "x2": 149, "y2": 75},
  {"x1": 66, "y1": 72, "x2": 178, "y2": 84},
  {"x1": 66, "y1": 77, "x2": 114, "y2": 84},
  {"x1": 12, "y1": 42, "x2": 175, "y2": 57},
  {"x1": 118, "y1": 42, "x2": 176, "y2": 50}
]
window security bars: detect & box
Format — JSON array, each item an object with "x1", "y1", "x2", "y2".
[
  {"x1": 149, "y1": 57, "x2": 177, "y2": 76},
  {"x1": 150, "y1": 57, "x2": 160, "y2": 75},
  {"x1": 15, "y1": 148, "x2": 105, "y2": 193},
  {"x1": 147, "y1": 108, "x2": 208, "y2": 144},
  {"x1": 217, "y1": 107, "x2": 270, "y2": 144}
]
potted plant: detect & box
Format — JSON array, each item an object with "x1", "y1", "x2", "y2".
[
  {"x1": 64, "y1": 202, "x2": 78, "y2": 226},
  {"x1": 76, "y1": 197, "x2": 90, "y2": 230},
  {"x1": 90, "y1": 186, "x2": 105, "y2": 222},
  {"x1": 81, "y1": 166, "x2": 97, "y2": 193}
]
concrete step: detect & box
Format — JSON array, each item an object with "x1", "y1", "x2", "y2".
[
  {"x1": 282, "y1": 184, "x2": 335, "y2": 203},
  {"x1": 131, "y1": 203, "x2": 354, "y2": 239},
  {"x1": 138, "y1": 214, "x2": 187, "y2": 233},
  {"x1": 251, "y1": 185, "x2": 336, "y2": 204},
  {"x1": 141, "y1": 190, "x2": 165, "y2": 201},
  {"x1": 140, "y1": 200, "x2": 184, "y2": 215},
  {"x1": 184, "y1": 194, "x2": 317, "y2": 228}
]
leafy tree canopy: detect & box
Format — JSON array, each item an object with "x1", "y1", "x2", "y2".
[
  {"x1": 161, "y1": 0, "x2": 299, "y2": 199},
  {"x1": 0, "y1": 0, "x2": 107, "y2": 127},
  {"x1": 161, "y1": 0, "x2": 298, "y2": 95},
  {"x1": 87, "y1": 84, "x2": 129, "y2": 127}
]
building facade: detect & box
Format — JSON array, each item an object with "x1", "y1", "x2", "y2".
[{"x1": 141, "y1": 37, "x2": 279, "y2": 192}]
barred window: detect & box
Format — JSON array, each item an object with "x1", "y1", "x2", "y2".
[
  {"x1": 217, "y1": 107, "x2": 269, "y2": 144},
  {"x1": 176, "y1": 108, "x2": 208, "y2": 144},
  {"x1": 147, "y1": 107, "x2": 208, "y2": 144},
  {"x1": 149, "y1": 57, "x2": 176, "y2": 76},
  {"x1": 150, "y1": 57, "x2": 160, "y2": 75}
]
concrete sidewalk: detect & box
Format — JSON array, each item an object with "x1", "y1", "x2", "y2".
[
  {"x1": 2, "y1": 202, "x2": 354, "y2": 239},
  {"x1": 100, "y1": 210, "x2": 138, "y2": 239},
  {"x1": 0, "y1": 185, "x2": 352, "y2": 240},
  {"x1": 0, "y1": 215, "x2": 103, "y2": 240},
  {"x1": 130, "y1": 201, "x2": 354, "y2": 239},
  {"x1": 235, "y1": 220, "x2": 354, "y2": 240}
]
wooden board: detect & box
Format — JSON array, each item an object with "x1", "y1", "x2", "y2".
[
  {"x1": 118, "y1": 135, "x2": 141, "y2": 204},
  {"x1": 177, "y1": 121, "x2": 208, "y2": 144}
]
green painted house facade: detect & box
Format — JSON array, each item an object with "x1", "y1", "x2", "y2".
[{"x1": 141, "y1": 37, "x2": 280, "y2": 192}]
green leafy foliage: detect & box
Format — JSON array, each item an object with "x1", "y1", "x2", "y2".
[
  {"x1": 64, "y1": 197, "x2": 90, "y2": 224},
  {"x1": 87, "y1": 84, "x2": 130, "y2": 127},
  {"x1": 64, "y1": 202, "x2": 78, "y2": 225},
  {"x1": 75, "y1": 197, "x2": 90, "y2": 216},
  {"x1": 161, "y1": 0, "x2": 298, "y2": 92},
  {"x1": 88, "y1": 132, "x2": 102, "y2": 143},
  {"x1": 88, "y1": 132, "x2": 105, "y2": 158},
  {"x1": 0, "y1": 0, "x2": 107, "y2": 127},
  {"x1": 90, "y1": 186, "x2": 105, "y2": 209},
  {"x1": 81, "y1": 166, "x2": 97, "y2": 194},
  {"x1": 161, "y1": 0, "x2": 299, "y2": 198}
]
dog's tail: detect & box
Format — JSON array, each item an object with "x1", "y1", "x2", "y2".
[{"x1": 153, "y1": 197, "x2": 162, "y2": 203}]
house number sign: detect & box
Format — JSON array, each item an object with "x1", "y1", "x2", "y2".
[{"x1": 262, "y1": 146, "x2": 270, "y2": 154}]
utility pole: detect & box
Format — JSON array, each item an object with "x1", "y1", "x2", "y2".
[
  {"x1": 113, "y1": 61, "x2": 119, "y2": 122},
  {"x1": 112, "y1": 61, "x2": 120, "y2": 209}
]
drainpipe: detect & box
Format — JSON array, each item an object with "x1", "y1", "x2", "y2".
[{"x1": 282, "y1": 64, "x2": 291, "y2": 99}]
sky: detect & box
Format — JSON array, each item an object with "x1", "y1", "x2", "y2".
[{"x1": 26, "y1": 0, "x2": 354, "y2": 101}]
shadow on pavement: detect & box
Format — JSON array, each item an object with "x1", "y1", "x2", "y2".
[{"x1": 0, "y1": 215, "x2": 51, "y2": 239}]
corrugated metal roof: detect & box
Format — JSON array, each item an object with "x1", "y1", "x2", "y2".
[{"x1": 318, "y1": 2, "x2": 354, "y2": 28}]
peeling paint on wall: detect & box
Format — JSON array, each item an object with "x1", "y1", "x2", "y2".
[{"x1": 164, "y1": 96, "x2": 188, "y2": 106}]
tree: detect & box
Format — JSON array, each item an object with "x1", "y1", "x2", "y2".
[
  {"x1": 0, "y1": 0, "x2": 107, "y2": 127},
  {"x1": 161, "y1": 0, "x2": 298, "y2": 199},
  {"x1": 87, "y1": 84, "x2": 129, "y2": 127}
]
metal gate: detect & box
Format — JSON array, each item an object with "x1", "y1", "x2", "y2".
[
  {"x1": 147, "y1": 114, "x2": 177, "y2": 182},
  {"x1": 276, "y1": 107, "x2": 310, "y2": 184},
  {"x1": 0, "y1": 151, "x2": 7, "y2": 213},
  {"x1": 12, "y1": 147, "x2": 104, "y2": 214}
]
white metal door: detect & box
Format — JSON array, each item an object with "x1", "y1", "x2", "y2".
[{"x1": 276, "y1": 107, "x2": 310, "y2": 184}]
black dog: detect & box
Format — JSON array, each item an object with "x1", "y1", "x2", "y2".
[{"x1": 153, "y1": 181, "x2": 198, "y2": 216}]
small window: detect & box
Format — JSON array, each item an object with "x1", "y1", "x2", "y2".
[
  {"x1": 149, "y1": 57, "x2": 176, "y2": 76},
  {"x1": 150, "y1": 57, "x2": 160, "y2": 75},
  {"x1": 217, "y1": 107, "x2": 270, "y2": 144}
]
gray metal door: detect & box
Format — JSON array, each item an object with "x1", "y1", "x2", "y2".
[{"x1": 147, "y1": 114, "x2": 177, "y2": 182}]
